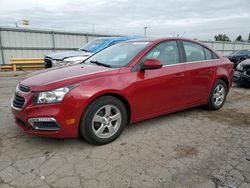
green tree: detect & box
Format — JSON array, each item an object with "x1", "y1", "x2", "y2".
[
  {"x1": 214, "y1": 34, "x2": 230, "y2": 41},
  {"x1": 235, "y1": 35, "x2": 243, "y2": 42}
]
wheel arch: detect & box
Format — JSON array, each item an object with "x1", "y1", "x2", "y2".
[
  {"x1": 216, "y1": 76, "x2": 229, "y2": 93},
  {"x1": 99, "y1": 92, "x2": 131, "y2": 124},
  {"x1": 207, "y1": 75, "x2": 230, "y2": 104},
  {"x1": 80, "y1": 91, "x2": 132, "y2": 126}
]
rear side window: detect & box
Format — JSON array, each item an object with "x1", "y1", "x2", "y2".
[{"x1": 183, "y1": 41, "x2": 206, "y2": 62}]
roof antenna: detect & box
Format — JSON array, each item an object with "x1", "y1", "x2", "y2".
[{"x1": 181, "y1": 31, "x2": 186, "y2": 38}]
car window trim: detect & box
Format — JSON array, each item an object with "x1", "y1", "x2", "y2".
[
  {"x1": 203, "y1": 47, "x2": 207, "y2": 60},
  {"x1": 162, "y1": 58, "x2": 221, "y2": 67}
]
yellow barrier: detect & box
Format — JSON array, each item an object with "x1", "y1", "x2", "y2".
[
  {"x1": 0, "y1": 65, "x2": 13, "y2": 71},
  {"x1": 9, "y1": 58, "x2": 44, "y2": 71}
]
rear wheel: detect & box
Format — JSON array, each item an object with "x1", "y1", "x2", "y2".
[
  {"x1": 80, "y1": 96, "x2": 127, "y2": 145},
  {"x1": 207, "y1": 80, "x2": 227, "y2": 110}
]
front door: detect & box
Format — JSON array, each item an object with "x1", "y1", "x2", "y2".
[{"x1": 132, "y1": 40, "x2": 188, "y2": 121}]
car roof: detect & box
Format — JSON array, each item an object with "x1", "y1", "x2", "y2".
[
  {"x1": 97, "y1": 36, "x2": 143, "y2": 42},
  {"x1": 124, "y1": 37, "x2": 201, "y2": 43}
]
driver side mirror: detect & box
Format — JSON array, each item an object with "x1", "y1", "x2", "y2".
[{"x1": 140, "y1": 58, "x2": 163, "y2": 71}]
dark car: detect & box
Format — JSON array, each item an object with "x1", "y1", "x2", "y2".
[
  {"x1": 234, "y1": 59, "x2": 250, "y2": 85},
  {"x1": 226, "y1": 50, "x2": 250, "y2": 68}
]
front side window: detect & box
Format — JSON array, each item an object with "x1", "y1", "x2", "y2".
[
  {"x1": 144, "y1": 41, "x2": 180, "y2": 65},
  {"x1": 183, "y1": 41, "x2": 206, "y2": 62}
]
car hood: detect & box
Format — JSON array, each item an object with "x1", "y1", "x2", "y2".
[
  {"x1": 45, "y1": 51, "x2": 92, "y2": 60},
  {"x1": 240, "y1": 59, "x2": 250, "y2": 68},
  {"x1": 20, "y1": 64, "x2": 117, "y2": 91}
]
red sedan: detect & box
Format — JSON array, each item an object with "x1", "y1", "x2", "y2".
[{"x1": 11, "y1": 38, "x2": 233, "y2": 145}]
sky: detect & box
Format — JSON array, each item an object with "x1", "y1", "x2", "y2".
[{"x1": 0, "y1": 0, "x2": 250, "y2": 40}]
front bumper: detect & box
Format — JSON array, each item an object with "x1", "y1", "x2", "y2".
[
  {"x1": 44, "y1": 58, "x2": 52, "y2": 68},
  {"x1": 11, "y1": 89, "x2": 87, "y2": 138},
  {"x1": 233, "y1": 71, "x2": 250, "y2": 85}
]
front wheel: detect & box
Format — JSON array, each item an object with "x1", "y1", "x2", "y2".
[
  {"x1": 207, "y1": 80, "x2": 227, "y2": 110},
  {"x1": 80, "y1": 96, "x2": 127, "y2": 145}
]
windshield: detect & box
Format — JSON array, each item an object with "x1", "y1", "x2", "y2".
[
  {"x1": 79, "y1": 39, "x2": 108, "y2": 53},
  {"x1": 231, "y1": 50, "x2": 250, "y2": 55},
  {"x1": 85, "y1": 41, "x2": 150, "y2": 68}
]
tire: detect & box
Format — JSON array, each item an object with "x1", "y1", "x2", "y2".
[
  {"x1": 207, "y1": 79, "x2": 227, "y2": 110},
  {"x1": 80, "y1": 96, "x2": 127, "y2": 145}
]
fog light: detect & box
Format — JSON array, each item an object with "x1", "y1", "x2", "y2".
[{"x1": 28, "y1": 117, "x2": 60, "y2": 131}]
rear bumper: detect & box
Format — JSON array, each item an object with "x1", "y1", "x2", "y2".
[{"x1": 233, "y1": 71, "x2": 250, "y2": 85}]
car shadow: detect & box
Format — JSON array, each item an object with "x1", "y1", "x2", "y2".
[
  {"x1": 15, "y1": 107, "x2": 200, "y2": 148},
  {"x1": 124, "y1": 106, "x2": 202, "y2": 132},
  {"x1": 233, "y1": 83, "x2": 250, "y2": 88}
]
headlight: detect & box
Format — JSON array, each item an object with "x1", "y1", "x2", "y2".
[
  {"x1": 62, "y1": 56, "x2": 88, "y2": 65},
  {"x1": 52, "y1": 60, "x2": 63, "y2": 66},
  {"x1": 236, "y1": 64, "x2": 243, "y2": 71},
  {"x1": 36, "y1": 85, "x2": 75, "y2": 104},
  {"x1": 64, "y1": 56, "x2": 86, "y2": 62}
]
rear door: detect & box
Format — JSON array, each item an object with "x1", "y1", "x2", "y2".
[{"x1": 181, "y1": 41, "x2": 218, "y2": 104}]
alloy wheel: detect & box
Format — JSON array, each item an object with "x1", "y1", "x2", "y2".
[
  {"x1": 213, "y1": 84, "x2": 225, "y2": 107},
  {"x1": 92, "y1": 105, "x2": 122, "y2": 139}
]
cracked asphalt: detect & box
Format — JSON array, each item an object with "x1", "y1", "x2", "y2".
[{"x1": 0, "y1": 71, "x2": 250, "y2": 188}]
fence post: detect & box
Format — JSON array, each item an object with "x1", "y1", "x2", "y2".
[
  {"x1": 86, "y1": 33, "x2": 89, "y2": 43},
  {"x1": 52, "y1": 31, "x2": 56, "y2": 51},
  {"x1": 222, "y1": 42, "x2": 225, "y2": 55},
  {"x1": 233, "y1": 42, "x2": 235, "y2": 51},
  {"x1": 0, "y1": 28, "x2": 5, "y2": 65}
]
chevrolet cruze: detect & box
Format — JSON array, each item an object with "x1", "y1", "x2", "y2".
[{"x1": 11, "y1": 38, "x2": 233, "y2": 145}]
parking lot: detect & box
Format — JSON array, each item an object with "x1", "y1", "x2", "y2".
[{"x1": 0, "y1": 71, "x2": 249, "y2": 188}]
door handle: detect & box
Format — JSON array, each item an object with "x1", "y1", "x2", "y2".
[
  {"x1": 207, "y1": 68, "x2": 214, "y2": 74},
  {"x1": 174, "y1": 73, "x2": 184, "y2": 79}
]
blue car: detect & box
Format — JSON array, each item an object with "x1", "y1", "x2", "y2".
[{"x1": 44, "y1": 36, "x2": 142, "y2": 68}]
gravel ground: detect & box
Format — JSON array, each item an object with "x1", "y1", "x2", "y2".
[{"x1": 0, "y1": 71, "x2": 250, "y2": 188}]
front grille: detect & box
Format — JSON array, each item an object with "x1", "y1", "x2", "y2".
[
  {"x1": 32, "y1": 121, "x2": 60, "y2": 131},
  {"x1": 19, "y1": 84, "x2": 30, "y2": 92},
  {"x1": 12, "y1": 95, "x2": 25, "y2": 109},
  {"x1": 44, "y1": 58, "x2": 52, "y2": 68}
]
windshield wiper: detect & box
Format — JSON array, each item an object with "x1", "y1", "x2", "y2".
[
  {"x1": 90, "y1": 60, "x2": 112, "y2": 68},
  {"x1": 79, "y1": 48, "x2": 89, "y2": 52}
]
